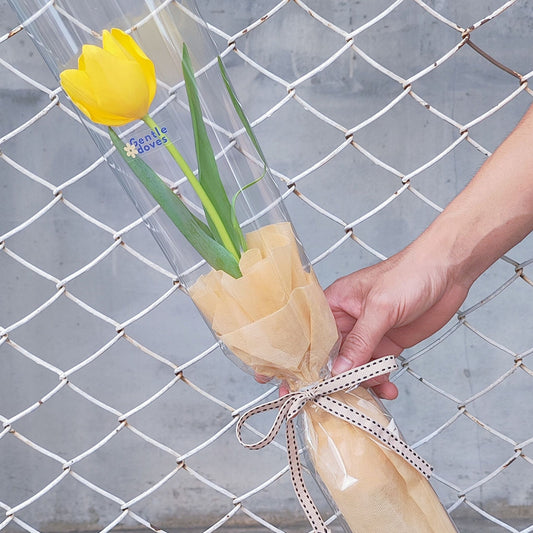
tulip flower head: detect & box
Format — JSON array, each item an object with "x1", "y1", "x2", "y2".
[{"x1": 60, "y1": 28, "x2": 156, "y2": 126}]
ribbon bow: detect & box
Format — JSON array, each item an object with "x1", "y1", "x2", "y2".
[{"x1": 236, "y1": 356, "x2": 432, "y2": 533}]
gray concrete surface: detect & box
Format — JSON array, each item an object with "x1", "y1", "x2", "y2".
[
  {"x1": 1, "y1": 1, "x2": 532, "y2": 532},
  {"x1": 175, "y1": 521, "x2": 533, "y2": 533}
]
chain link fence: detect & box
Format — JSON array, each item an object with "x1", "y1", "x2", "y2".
[{"x1": 1, "y1": 1, "x2": 532, "y2": 532}]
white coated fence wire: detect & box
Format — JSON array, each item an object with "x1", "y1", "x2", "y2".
[{"x1": 1, "y1": 1, "x2": 533, "y2": 532}]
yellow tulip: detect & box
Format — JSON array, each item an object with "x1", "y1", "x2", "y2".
[{"x1": 60, "y1": 28, "x2": 156, "y2": 126}]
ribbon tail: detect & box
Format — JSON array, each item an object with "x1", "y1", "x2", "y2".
[{"x1": 286, "y1": 418, "x2": 330, "y2": 533}]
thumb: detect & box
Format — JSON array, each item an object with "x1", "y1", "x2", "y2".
[{"x1": 331, "y1": 306, "x2": 392, "y2": 375}]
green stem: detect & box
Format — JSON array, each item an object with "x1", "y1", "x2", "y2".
[{"x1": 142, "y1": 113, "x2": 240, "y2": 261}]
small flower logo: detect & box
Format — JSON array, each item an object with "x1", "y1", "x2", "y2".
[{"x1": 124, "y1": 143, "x2": 138, "y2": 158}]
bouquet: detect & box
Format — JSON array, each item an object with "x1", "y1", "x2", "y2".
[
  {"x1": 191, "y1": 222, "x2": 456, "y2": 533},
  {"x1": 11, "y1": 1, "x2": 458, "y2": 531}
]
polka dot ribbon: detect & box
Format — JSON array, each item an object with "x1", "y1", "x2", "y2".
[{"x1": 236, "y1": 356, "x2": 433, "y2": 533}]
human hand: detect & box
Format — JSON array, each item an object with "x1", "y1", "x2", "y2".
[{"x1": 325, "y1": 242, "x2": 470, "y2": 399}]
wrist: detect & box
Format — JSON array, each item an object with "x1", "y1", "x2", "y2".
[
  {"x1": 408, "y1": 211, "x2": 480, "y2": 292},
  {"x1": 419, "y1": 193, "x2": 533, "y2": 290}
]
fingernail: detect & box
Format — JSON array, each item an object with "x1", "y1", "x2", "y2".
[{"x1": 332, "y1": 355, "x2": 352, "y2": 375}]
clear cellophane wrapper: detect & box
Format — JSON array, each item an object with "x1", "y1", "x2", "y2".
[{"x1": 190, "y1": 222, "x2": 457, "y2": 532}]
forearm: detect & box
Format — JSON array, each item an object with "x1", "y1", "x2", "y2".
[{"x1": 413, "y1": 104, "x2": 533, "y2": 288}]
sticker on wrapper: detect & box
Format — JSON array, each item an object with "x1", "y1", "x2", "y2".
[{"x1": 126, "y1": 121, "x2": 179, "y2": 156}]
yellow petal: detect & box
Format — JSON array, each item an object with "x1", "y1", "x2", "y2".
[
  {"x1": 110, "y1": 28, "x2": 151, "y2": 63},
  {"x1": 110, "y1": 28, "x2": 156, "y2": 103},
  {"x1": 77, "y1": 43, "x2": 99, "y2": 72},
  {"x1": 102, "y1": 29, "x2": 131, "y2": 61},
  {"x1": 60, "y1": 68, "x2": 98, "y2": 116}
]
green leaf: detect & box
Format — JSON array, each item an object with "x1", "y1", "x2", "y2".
[
  {"x1": 230, "y1": 170, "x2": 266, "y2": 251},
  {"x1": 109, "y1": 127, "x2": 242, "y2": 278},
  {"x1": 218, "y1": 56, "x2": 268, "y2": 166},
  {"x1": 182, "y1": 44, "x2": 244, "y2": 255},
  {"x1": 219, "y1": 55, "x2": 269, "y2": 251}
]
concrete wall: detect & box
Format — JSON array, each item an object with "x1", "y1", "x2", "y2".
[{"x1": 1, "y1": 1, "x2": 532, "y2": 531}]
